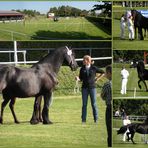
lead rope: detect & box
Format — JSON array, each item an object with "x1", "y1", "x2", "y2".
[
  {"x1": 72, "y1": 71, "x2": 80, "y2": 94},
  {"x1": 65, "y1": 46, "x2": 80, "y2": 93}
]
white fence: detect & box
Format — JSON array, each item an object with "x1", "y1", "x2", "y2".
[
  {"x1": 113, "y1": 115, "x2": 147, "y2": 121},
  {"x1": 0, "y1": 41, "x2": 112, "y2": 65}
]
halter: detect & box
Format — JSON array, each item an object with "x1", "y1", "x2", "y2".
[{"x1": 65, "y1": 46, "x2": 73, "y2": 65}]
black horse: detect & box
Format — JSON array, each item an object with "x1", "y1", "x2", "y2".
[
  {"x1": 137, "y1": 60, "x2": 148, "y2": 91},
  {"x1": 117, "y1": 117, "x2": 148, "y2": 144},
  {"x1": 131, "y1": 9, "x2": 148, "y2": 40},
  {"x1": 0, "y1": 46, "x2": 78, "y2": 124}
]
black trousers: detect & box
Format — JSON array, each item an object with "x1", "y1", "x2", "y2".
[{"x1": 106, "y1": 104, "x2": 112, "y2": 147}]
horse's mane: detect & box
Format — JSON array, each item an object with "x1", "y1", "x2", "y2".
[
  {"x1": 132, "y1": 9, "x2": 144, "y2": 17},
  {"x1": 32, "y1": 46, "x2": 67, "y2": 66}
]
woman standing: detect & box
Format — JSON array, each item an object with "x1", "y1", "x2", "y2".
[{"x1": 76, "y1": 55, "x2": 104, "y2": 123}]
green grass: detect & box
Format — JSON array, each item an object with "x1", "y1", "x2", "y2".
[
  {"x1": 113, "y1": 6, "x2": 148, "y2": 50},
  {"x1": 0, "y1": 17, "x2": 111, "y2": 40},
  {"x1": 113, "y1": 119, "x2": 148, "y2": 147},
  {"x1": 113, "y1": 66, "x2": 148, "y2": 98},
  {"x1": 0, "y1": 95, "x2": 107, "y2": 147}
]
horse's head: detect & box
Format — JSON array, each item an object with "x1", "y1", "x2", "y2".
[
  {"x1": 64, "y1": 46, "x2": 78, "y2": 71},
  {"x1": 137, "y1": 60, "x2": 145, "y2": 75},
  {"x1": 131, "y1": 9, "x2": 136, "y2": 21}
]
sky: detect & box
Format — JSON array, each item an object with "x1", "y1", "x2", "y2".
[{"x1": 0, "y1": 1, "x2": 102, "y2": 14}]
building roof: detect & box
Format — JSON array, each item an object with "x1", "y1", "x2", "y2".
[{"x1": 0, "y1": 10, "x2": 23, "y2": 17}]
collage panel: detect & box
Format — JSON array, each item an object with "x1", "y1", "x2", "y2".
[
  {"x1": 0, "y1": 0, "x2": 112, "y2": 147},
  {"x1": 113, "y1": 1, "x2": 148, "y2": 50},
  {"x1": 113, "y1": 50, "x2": 148, "y2": 99},
  {"x1": 113, "y1": 99, "x2": 148, "y2": 147},
  {"x1": 112, "y1": 1, "x2": 148, "y2": 147},
  {"x1": 0, "y1": 1, "x2": 111, "y2": 41},
  {"x1": 0, "y1": 40, "x2": 112, "y2": 147}
]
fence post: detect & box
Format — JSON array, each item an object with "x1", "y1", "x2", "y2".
[
  {"x1": 14, "y1": 41, "x2": 18, "y2": 66},
  {"x1": 23, "y1": 50, "x2": 26, "y2": 65}
]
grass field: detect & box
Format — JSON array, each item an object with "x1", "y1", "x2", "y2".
[
  {"x1": 0, "y1": 94, "x2": 108, "y2": 147},
  {"x1": 113, "y1": 66, "x2": 148, "y2": 98},
  {"x1": 113, "y1": 119, "x2": 148, "y2": 148},
  {"x1": 113, "y1": 6, "x2": 148, "y2": 50},
  {"x1": 0, "y1": 17, "x2": 111, "y2": 40}
]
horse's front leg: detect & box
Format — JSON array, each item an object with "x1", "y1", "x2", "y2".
[
  {"x1": 42, "y1": 92, "x2": 53, "y2": 124},
  {"x1": 143, "y1": 80, "x2": 148, "y2": 92},
  {"x1": 131, "y1": 132, "x2": 136, "y2": 144},
  {"x1": 140, "y1": 77, "x2": 148, "y2": 91},
  {"x1": 9, "y1": 97, "x2": 19, "y2": 124},
  {"x1": 30, "y1": 96, "x2": 42, "y2": 124},
  {"x1": 138, "y1": 27, "x2": 144, "y2": 40},
  {"x1": 138, "y1": 79, "x2": 142, "y2": 89},
  {"x1": 134, "y1": 26, "x2": 137, "y2": 39}
]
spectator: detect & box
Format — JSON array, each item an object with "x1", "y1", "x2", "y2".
[
  {"x1": 101, "y1": 65, "x2": 112, "y2": 147},
  {"x1": 76, "y1": 55, "x2": 104, "y2": 123}
]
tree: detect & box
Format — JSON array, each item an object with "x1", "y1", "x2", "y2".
[
  {"x1": 48, "y1": 6, "x2": 87, "y2": 17},
  {"x1": 92, "y1": 1, "x2": 112, "y2": 17}
]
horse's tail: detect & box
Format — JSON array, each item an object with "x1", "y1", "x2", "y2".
[
  {"x1": 117, "y1": 125, "x2": 128, "y2": 134},
  {"x1": 0, "y1": 65, "x2": 12, "y2": 91}
]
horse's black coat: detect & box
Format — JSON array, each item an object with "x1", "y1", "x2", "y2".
[
  {"x1": 137, "y1": 60, "x2": 148, "y2": 91},
  {"x1": 117, "y1": 117, "x2": 148, "y2": 144},
  {"x1": 0, "y1": 46, "x2": 78, "y2": 124},
  {"x1": 131, "y1": 9, "x2": 148, "y2": 40}
]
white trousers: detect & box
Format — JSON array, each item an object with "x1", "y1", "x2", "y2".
[
  {"x1": 120, "y1": 25, "x2": 125, "y2": 39},
  {"x1": 121, "y1": 79, "x2": 128, "y2": 94},
  {"x1": 123, "y1": 128, "x2": 130, "y2": 141},
  {"x1": 128, "y1": 26, "x2": 134, "y2": 39}
]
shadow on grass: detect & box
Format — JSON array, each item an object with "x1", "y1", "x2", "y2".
[
  {"x1": 2, "y1": 120, "x2": 30, "y2": 125},
  {"x1": 31, "y1": 30, "x2": 111, "y2": 40},
  {"x1": 85, "y1": 17, "x2": 111, "y2": 35}
]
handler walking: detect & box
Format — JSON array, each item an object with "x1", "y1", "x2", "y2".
[
  {"x1": 121, "y1": 66, "x2": 129, "y2": 95},
  {"x1": 76, "y1": 55, "x2": 104, "y2": 123},
  {"x1": 123, "y1": 115, "x2": 131, "y2": 142}
]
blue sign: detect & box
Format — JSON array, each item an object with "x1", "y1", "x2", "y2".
[{"x1": 137, "y1": 10, "x2": 148, "y2": 18}]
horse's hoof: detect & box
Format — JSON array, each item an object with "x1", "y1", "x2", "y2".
[
  {"x1": 30, "y1": 119, "x2": 39, "y2": 125},
  {"x1": 39, "y1": 118, "x2": 43, "y2": 122},
  {"x1": 0, "y1": 118, "x2": 3, "y2": 124},
  {"x1": 15, "y1": 120, "x2": 20, "y2": 124},
  {"x1": 43, "y1": 120, "x2": 53, "y2": 124}
]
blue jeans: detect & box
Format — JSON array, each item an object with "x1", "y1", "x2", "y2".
[{"x1": 81, "y1": 88, "x2": 98, "y2": 122}]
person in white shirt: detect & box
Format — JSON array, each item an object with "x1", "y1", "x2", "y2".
[
  {"x1": 115, "y1": 109, "x2": 120, "y2": 117},
  {"x1": 127, "y1": 15, "x2": 135, "y2": 40},
  {"x1": 123, "y1": 115, "x2": 131, "y2": 141},
  {"x1": 121, "y1": 66, "x2": 129, "y2": 94},
  {"x1": 120, "y1": 14, "x2": 126, "y2": 39}
]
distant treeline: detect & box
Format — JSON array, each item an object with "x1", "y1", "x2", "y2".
[
  {"x1": 113, "y1": 100, "x2": 148, "y2": 116},
  {"x1": 48, "y1": 6, "x2": 88, "y2": 17}
]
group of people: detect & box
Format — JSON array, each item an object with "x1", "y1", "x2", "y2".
[
  {"x1": 120, "y1": 11, "x2": 135, "y2": 40},
  {"x1": 76, "y1": 55, "x2": 112, "y2": 147}
]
